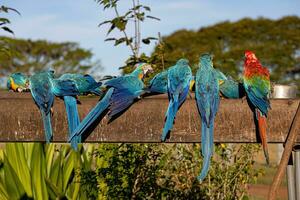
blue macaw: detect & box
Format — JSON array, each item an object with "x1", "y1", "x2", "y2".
[
  {"x1": 195, "y1": 53, "x2": 220, "y2": 182},
  {"x1": 214, "y1": 69, "x2": 245, "y2": 99},
  {"x1": 7, "y1": 72, "x2": 29, "y2": 92},
  {"x1": 58, "y1": 73, "x2": 103, "y2": 143},
  {"x1": 146, "y1": 70, "x2": 168, "y2": 94},
  {"x1": 161, "y1": 58, "x2": 192, "y2": 141},
  {"x1": 69, "y1": 63, "x2": 153, "y2": 149},
  {"x1": 29, "y1": 71, "x2": 79, "y2": 142},
  {"x1": 59, "y1": 73, "x2": 103, "y2": 96}
]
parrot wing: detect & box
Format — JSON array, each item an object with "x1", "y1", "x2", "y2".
[
  {"x1": 244, "y1": 76, "x2": 270, "y2": 115},
  {"x1": 105, "y1": 75, "x2": 144, "y2": 122}
]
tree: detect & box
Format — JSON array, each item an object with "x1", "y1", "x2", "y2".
[
  {"x1": 0, "y1": 37, "x2": 103, "y2": 76},
  {"x1": 151, "y1": 16, "x2": 300, "y2": 88}
]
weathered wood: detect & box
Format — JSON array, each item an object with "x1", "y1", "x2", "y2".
[{"x1": 0, "y1": 91, "x2": 299, "y2": 143}]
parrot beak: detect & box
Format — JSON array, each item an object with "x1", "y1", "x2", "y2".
[{"x1": 189, "y1": 79, "x2": 195, "y2": 91}]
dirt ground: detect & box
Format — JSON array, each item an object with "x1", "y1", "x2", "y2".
[{"x1": 248, "y1": 184, "x2": 287, "y2": 200}]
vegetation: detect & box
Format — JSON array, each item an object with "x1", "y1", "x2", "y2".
[
  {"x1": 96, "y1": 0, "x2": 161, "y2": 70},
  {"x1": 0, "y1": 37, "x2": 103, "y2": 77},
  {"x1": 150, "y1": 16, "x2": 300, "y2": 88},
  {"x1": 0, "y1": 143, "x2": 94, "y2": 200},
  {"x1": 77, "y1": 143, "x2": 261, "y2": 200}
]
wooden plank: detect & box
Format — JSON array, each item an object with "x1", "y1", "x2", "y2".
[{"x1": 0, "y1": 91, "x2": 299, "y2": 143}]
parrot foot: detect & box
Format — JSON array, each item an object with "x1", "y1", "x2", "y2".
[
  {"x1": 50, "y1": 108, "x2": 54, "y2": 117},
  {"x1": 241, "y1": 96, "x2": 247, "y2": 103}
]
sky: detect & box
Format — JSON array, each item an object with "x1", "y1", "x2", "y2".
[{"x1": 1, "y1": 0, "x2": 300, "y2": 76}]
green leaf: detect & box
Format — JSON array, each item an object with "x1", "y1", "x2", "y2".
[
  {"x1": 5, "y1": 143, "x2": 32, "y2": 197},
  {"x1": 62, "y1": 151, "x2": 74, "y2": 192},
  {"x1": 111, "y1": 17, "x2": 127, "y2": 31},
  {"x1": 146, "y1": 15, "x2": 160, "y2": 21},
  {"x1": 45, "y1": 144, "x2": 55, "y2": 177},
  {"x1": 3, "y1": 154, "x2": 26, "y2": 199},
  {"x1": 30, "y1": 144, "x2": 48, "y2": 200},
  {"x1": 0, "y1": 18, "x2": 10, "y2": 23},
  {"x1": 2, "y1": 26, "x2": 14, "y2": 34},
  {"x1": 114, "y1": 37, "x2": 127, "y2": 46},
  {"x1": 98, "y1": 20, "x2": 111, "y2": 27},
  {"x1": 104, "y1": 37, "x2": 116, "y2": 41},
  {"x1": 106, "y1": 24, "x2": 115, "y2": 35},
  {"x1": 143, "y1": 6, "x2": 151, "y2": 11}
]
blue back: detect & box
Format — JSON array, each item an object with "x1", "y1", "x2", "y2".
[
  {"x1": 168, "y1": 59, "x2": 192, "y2": 102},
  {"x1": 29, "y1": 71, "x2": 54, "y2": 114},
  {"x1": 148, "y1": 70, "x2": 168, "y2": 94},
  {"x1": 195, "y1": 55, "x2": 220, "y2": 125}
]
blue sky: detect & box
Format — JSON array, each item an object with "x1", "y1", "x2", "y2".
[{"x1": 1, "y1": 0, "x2": 300, "y2": 76}]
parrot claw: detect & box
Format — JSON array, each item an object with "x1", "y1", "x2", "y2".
[{"x1": 50, "y1": 108, "x2": 54, "y2": 117}]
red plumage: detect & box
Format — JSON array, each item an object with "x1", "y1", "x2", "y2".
[{"x1": 244, "y1": 50, "x2": 270, "y2": 79}]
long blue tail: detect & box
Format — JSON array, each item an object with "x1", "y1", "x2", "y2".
[
  {"x1": 41, "y1": 110, "x2": 53, "y2": 143},
  {"x1": 198, "y1": 120, "x2": 214, "y2": 182},
  {"x1": 63, "y1": 96, "x2": 80, "y2": 140},
  {"x1": 161, "y1": 95, "x2": 179, "y2": 141},
  {"x1": 69, "y1": 88, "x2": 114, "y2": 149}
]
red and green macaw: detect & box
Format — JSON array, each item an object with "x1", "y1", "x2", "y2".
[{"x1": 243, "y1": 50, "x2": 271, "y2": 164}]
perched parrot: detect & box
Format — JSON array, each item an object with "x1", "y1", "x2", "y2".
[
  {"x1": 29, "y1": 71, "x2": 79, "y2": 142},
  {"x1": 214, "y1": 69, "x2": 245, "y2": 99},
  {"x1": 161, "y1": 58, "x2": 192, "y2": 141},
  {"x1": 59, "y1": 73, "x2": 103, "y2": 96},
  {"x1": 243, "y1": 50, "x2": 271, "y2": 164},
  {"x1": 69, "y1": 63, "x2": 153, "y2": 149},
  {"x1": 195, "y1": 53, "x2": 220, "y2": 182},
  {"x1": 146, "y1": 70, "x2": 168, "y2": 94},
  {"x1": 58, "y1": 73, "x2": 103, "y2": 142},
  {"x1": 7, "y1": 72, "x2": 29, "y2": 92}
]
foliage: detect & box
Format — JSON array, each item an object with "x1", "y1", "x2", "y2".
[
  {"x1": 96, "y1": 0, "x2": 160, "y2": 67},
  {"x1": 0, "y1": 143, "x2": 94, "y2": 200},
  {"x1": 150, "y1": 16, "x2": 300, "y2": 88},
  {"x1": 0, "y1": 5, "x2": 20, "y2": 58},
  {"x1": 79, "y1": 143, "x2": 261, "y2": 199},
  {"x1": 0, "y1": 37, "x2": 103, "y2": 77}
]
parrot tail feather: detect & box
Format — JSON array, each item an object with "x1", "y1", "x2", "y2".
[
  {"x1": 161, "y1": 96, "x2": 179, "y2": 141},
  {"x1": 69, "y1": 88, "x2": 114, "y2": 150},
  {"x1": 64, "y1": 96, "x2": 80, "y2": 142},
  {"x1": 256, "y1": 109, "x2": 270, "y2": 165},
  {"x1": 198, "y1": 121, "x2": 213, "y2": 182},
  {"x1": 41, "y1": 110, "x2": 53, "y2": 143}
]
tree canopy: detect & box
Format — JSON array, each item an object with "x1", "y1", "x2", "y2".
[
  {"x1": 151, "y1": 16, "x2": 300, "y2": 87},
  {"x1": 0, "y1": 37, "x2": 102, "y2": 76}
]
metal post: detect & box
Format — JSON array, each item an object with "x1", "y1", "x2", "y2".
[
  {"x1": 287, "y1": 152, "x2": 296, "y2": 200},
  {"x1": 295, "y1": 148, "x2": 300, "y2": 200}
]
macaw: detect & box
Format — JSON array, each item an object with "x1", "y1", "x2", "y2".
[
  {"x1": 29, "y1": 71, "x2": 79, "y2": 142},
  {"x1": 58, "y1": 73, "x2": 103, "y2": 143},
  {"x1": 214, "y1": 69, "x2": 245, "y2": 99},
  {"x1": 161, "y1": 58, "x2": 192, "y2": 141},
  {"x1": 195, "y1": 53, "x2": 220, "y2": 182},
  {"x1": 146, "y1": 70, "x2": 168, "y2": 94},
  {"x1": 7, "y1": 72, "x2": 29, "y2": 92},
  {"x1": 69, "y1": 63, "x2": 153, "y2": 149},
  {"x1": 243, "y1": 50, "x2": 271, "y2": 164},
  {"x1": 59, "y1": 73, "x2": 103, "y2": 96}
]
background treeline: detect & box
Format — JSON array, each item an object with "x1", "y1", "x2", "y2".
[{"x1": 149, "y1": 16, "x2": 300, "y2": 88}]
